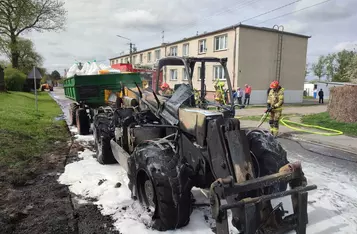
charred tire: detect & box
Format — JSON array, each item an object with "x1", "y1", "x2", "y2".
[
  {"x1": 247, "y1": 129, "x2": 289, "y2": 194},
  {"x1": 93, "y1": 114, "x2": 116, "y2": 164},
  {"x1": 76, "y1": 108, "x2": 90, "y2": 135},
  {"x1": 129, "y1": 141, "x2": 192, "y2": 231},
  {"x1": 69, "y1": 103, "x2": 79, "y2": 126}
]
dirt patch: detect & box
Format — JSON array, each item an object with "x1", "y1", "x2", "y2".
[{"x1": 0, "y1": 140, "x2": 119, "y2": 234}]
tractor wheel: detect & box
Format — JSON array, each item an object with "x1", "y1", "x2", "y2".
[
  {"x1": 93, "y1": 114, "x2": 116, "y2": 164},
  {"x1": 69, "y1": 103, "x2": 79, "y2": 126},
  {"x1": 76, "y1": 108, "x2": 90, "y2": 135},
  {"x1": 246, "y1": 129, "x2": 289, "y2": 194},
  {"x1": 128, "y1": 140, "x2": 192, "y2": 231}
]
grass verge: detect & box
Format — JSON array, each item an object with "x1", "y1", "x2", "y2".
[
  {"x1": 301, "y1": 112, "x2": 357, "y2": 137},
  {"x1": 0, "y1": 91, "x2": 69, "y2": 171},
  {"x1": 238, "y1": 114, "x2": 291, "y2": 122}
]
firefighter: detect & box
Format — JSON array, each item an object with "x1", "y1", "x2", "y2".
[
  {"x1": 214, "y1": 80, "x2": 225, "y2": 105},
  {"x1": 193, "y1": 88, "x2": 200, "y2": 105},
  {"x1": 267, "y1": 80, "x2": 284, "y2": 137},
  {"x1": 161, "y1": 83, "x2": 173, "y2": 95}
]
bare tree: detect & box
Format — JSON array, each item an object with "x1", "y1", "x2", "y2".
[{"x1": 0, "y1": 0, "x2": 67, "y2": 68}]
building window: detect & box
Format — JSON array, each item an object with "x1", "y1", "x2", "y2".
[
  {"x1": 125, "y1": 58, "x2": 129, "y2": 63},
  {"x1": 140, "y1": 54, "x2": 143, "y2": 63},
  {"x1": 170, "y1": 69, "x2": 178, "y2": 80},
  {"x1": 214, "y1": 34, "x2": 228, "y2": 51},
  {"x1": 213, "y1": 65, "x2": 226, "y2": 80},
  {"x1": 197, "y1": 67, "x2": 201, "y2": 80},
  {"x1": 155, "y1": 49, "x2": 161, "y2": 60},
  {"x1": 169, "y1": 46, "x2": 177, "y2": 56},
  {"x1": 120, "y1": 59, "x2": 123, "y2": 63},
  {"x1": 133, "y1": 55, "x2": 137, "y2": 64},
  {"x1": 182, "y1": 43, "x2": 189, "y2": 56},
  {"x1": 198, "y1": 39, "x2": 207, "y2": 54},
  {"x1": 182, "y1": 68, "x2": 188, "y2": 80},
  {"x1": 147, "y1": 52, "x2": 152, "y2": 62}
]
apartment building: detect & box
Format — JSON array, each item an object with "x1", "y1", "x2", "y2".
[{"x1": 109, "y1": 24, "x2": 310, "y2": 104}]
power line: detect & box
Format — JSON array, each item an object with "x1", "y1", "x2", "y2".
[
  {"x1": 139, "y1": 0, "x2": 263, "y2": 44},
  {"x1": 255, "y1": 0, "x2": 334, "y2": 25},
  {"x1": 112, "y1": 0, "x2": 334, "y2": 60},
  {"x1": 240, "y1": 0, "x2": 301, "y2": 23},
  {"x1": 169, "y1": 0, "x2": 262, "y2": 33},
  {"x1": 134, "y1": 0, "x2": 300, "y2": 49}
]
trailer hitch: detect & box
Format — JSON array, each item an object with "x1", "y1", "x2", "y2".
[{"x1": 210, "y1": 162, "x2": 317, "y2": 234}]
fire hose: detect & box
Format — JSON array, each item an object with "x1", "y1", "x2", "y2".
[{"x1": 236, "y1": 109, "x2": 344, "y2": 136}]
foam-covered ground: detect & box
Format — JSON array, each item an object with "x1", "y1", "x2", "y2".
[{"x1": 51, "y1": 90, "x2": 357, "y2": 234}]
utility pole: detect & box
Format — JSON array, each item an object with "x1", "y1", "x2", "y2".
[
  {"x1": 129, "y1": 42, "x2": 133, "y2": 64},
  {"x1": 33, "y1": 66, "x2": 38, "y2": 112},
  {"x1": 162, "y1": 30, "x2": 165, "y2": 44},
  {"x1": 117, "y1": 35, "x2": 134, "y2": 64}
]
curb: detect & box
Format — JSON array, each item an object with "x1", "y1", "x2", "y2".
[{"x1": 282, "y1": 135, "x2": 357, "y2": 156}]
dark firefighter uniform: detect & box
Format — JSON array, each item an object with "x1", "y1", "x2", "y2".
[{"x1": 267, "y1": 80, "x2": 284, "y2": 137}]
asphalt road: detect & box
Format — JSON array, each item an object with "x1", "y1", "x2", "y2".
[
  {"x1": 279, "y1": 138, "x2": 357, "y2": 234},
  {"x1": 51, "y1": 87, "x2": 357, "y2": 233}
]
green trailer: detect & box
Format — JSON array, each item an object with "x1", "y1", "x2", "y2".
[{"x1": 63, "y1": 73, "x2": 142, "y2": 135}]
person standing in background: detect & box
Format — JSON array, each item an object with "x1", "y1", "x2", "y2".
[
  {"x1": 244, "y1": 84, "x2": 252, "y2": 105},
  {"x1": 318, "y1": 89, "x2": 324, "y2": 104},
  {"x1": 237, "y1": 87, "x2": 243, "y2": 105}
]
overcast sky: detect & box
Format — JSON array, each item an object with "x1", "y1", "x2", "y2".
[{"x1": 22, "y1": 0, "x2": 357, "y2": 75}]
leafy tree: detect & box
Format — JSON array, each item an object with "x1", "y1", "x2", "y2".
[
  {"x1": 333, "y1": 50, "x2": 356, "y2": 82},
  {"x1": 324, "y1": 53, "x2": 336, "y2": 82},
  {"x1": 0, "y1": 0, "x2": 67, "y2": 68},
  {"x1": 0, "y1": 37, "x2": 43, "y2": 74},
  {"x1": 311, "y1": 56, "x2": 326, "y2": 81},
  {"x1": 51, "y1": 70, "x2": 61, "y2": 80},
  {"x1": 38, "y1": 67, "x2": 47, "y2": 77},
  {"x1": 343, "y1": 53, "x2": 357, "y2": 83},
  {"x1": 4, "y1": 67, "x2": 26, "y2": 91},
  {"x1": 305, "y1": 63, "x2": 310, "y2": 77}
]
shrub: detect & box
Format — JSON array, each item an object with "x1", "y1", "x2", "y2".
[
  {"x1": 4, "y1": 67, "x2": 27, "y2": 91},
  {"x1": 328, "y1": 85, "x2": 357, "y2": 123}
]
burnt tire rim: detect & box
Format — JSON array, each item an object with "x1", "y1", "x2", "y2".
[
  {"x1": 144, "y1": 180, "x2": 155, "y2": 208},
  {"x1": 97, "y1": 135, "x2": 103, "y2": 157},
  {"x1": 138, "y1": 173, "x2": 157, "y2": 214}
]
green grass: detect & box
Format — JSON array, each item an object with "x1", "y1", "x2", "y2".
[
  {"x1": 0, "y1": 91, "x2": 69, "y2": 169},
  {"x1": 301, "y1": 112, "x2": 357, "y2": 137},
  {"x1": 303, "y1": 96, "x2": 315, "y2": 99},
  {"x1": 238, "y1": 114, "x2": 291, "y2": 122}
]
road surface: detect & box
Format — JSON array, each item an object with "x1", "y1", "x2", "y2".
[{"x1": 51, "y1": 88, "x2": 357, "y2": 234}]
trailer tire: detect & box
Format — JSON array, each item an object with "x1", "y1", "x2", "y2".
[
  {"x1": 247, "y1": 129, "x2": 289, "y2": 194},
  {"x1": 76, "y1": 108, "x2": 90, "y2": 135},
  {"x1": 93, "y1": 115, "x2": 116, "y2": 164},
  {"x1": 69, "y1": 103, "x2": 79, "y2": 126},
  {"x1": 129, "y1": 141, "x2": 192, "y2": 231}
]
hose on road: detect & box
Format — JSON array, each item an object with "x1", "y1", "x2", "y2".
[
  {"x1": 236, "y1": 114, "x2": 344, "y2": 136},
  {"x1": 279, "y1": 116, "x2": 343, "y2": 136}
]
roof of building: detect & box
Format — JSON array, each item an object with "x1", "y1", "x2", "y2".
[
  {"x1": 27, "y1": 67, "x2": 42, "y2": 79},
  {"x1": 110, "y1": 23, "x2": 311, "y2": 60}
]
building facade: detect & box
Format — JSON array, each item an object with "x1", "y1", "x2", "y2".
[{"x1": 110, "y1": 24, "x2": 310, "y2": 104}]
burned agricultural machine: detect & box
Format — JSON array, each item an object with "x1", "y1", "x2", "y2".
[{"x1": 92, "y1": 57, "x2": 317, "y2": 234}]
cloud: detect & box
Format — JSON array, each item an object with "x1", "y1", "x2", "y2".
[
  {"x1": 8, "y1": 0, "x2": 354, "y2": 75},
  {"x1": 281, "y1": 0, "x2": 357, "y2": 34},
  {"x1": 334, "y1": 41, "x2": 357, "y2": 51}
]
